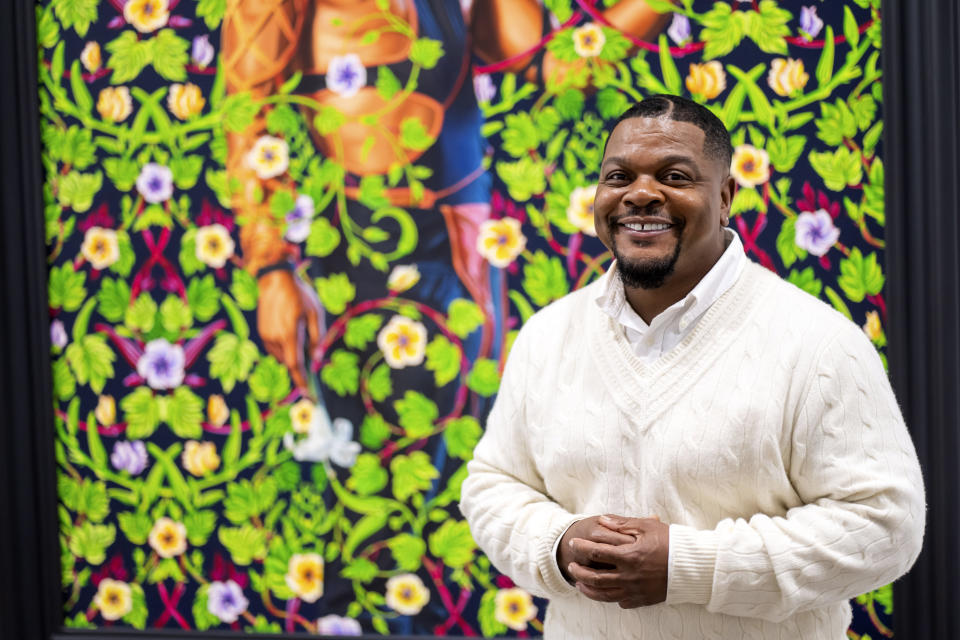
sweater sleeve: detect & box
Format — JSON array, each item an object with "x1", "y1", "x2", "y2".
[
  {"x1": 460, "y1": 324, "x2": 582, "y2": 599},
  {"x1": 665, "y1": 325, "x2": 926, "y2": 622}
]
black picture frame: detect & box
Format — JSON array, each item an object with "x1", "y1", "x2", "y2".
[{"x1": 1, "y1": 0, "x2": 956, "y2": 638}]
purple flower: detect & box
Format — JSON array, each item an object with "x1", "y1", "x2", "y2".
[
  {"x1": 667, "y1": 14, "x2": 691, "y2": 46},
  {"x1": 111, "y1": 440, "x2": 148, "y2": 475},
  {"x1": 50, "y1": 319, "x2": 68, "y2": 349},
  {"x1": 795, "y1": 209, "x2": 840, "y2": 257},
  {"x1": 799, "y1": 6, "x2": 824, "y2": 41},
  {"x1": 207, "y1": 580, "x2": 249, "y2": 623},
  {"x1": 284, "y1": 194, "x2": 314, "y2": 243},
  {"x1": 137, "y1": 338, "x2": 185, "y2": 390},
  {"x1": 136, "y1": 163, "x2": 174, "y2": 204},
  {"x1": 473, "y1": 74, "x2": 496, "y2": 103},
  {"x1": 191, "y1": 35, "x2": 215, "y2": 69},
  {"x1": 326, "y1": 54, "x2": 366, "y2": 98},
  {"x1": 316, "y1": 615, "x2": 362, "y2": 636}
]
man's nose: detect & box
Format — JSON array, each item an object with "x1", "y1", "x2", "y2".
[{"x1": 623, "y1": 174, "x2": 664, "y2": 208}]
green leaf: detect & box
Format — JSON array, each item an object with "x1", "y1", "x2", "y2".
[
  {"x1": 347, "y1": 453, "x2": 389, "y2": 496},
  {"x1": 555, "y1": 89, "x2": 585, "y2": 120},
  {"x1": 306, "y1": 217, "x2": 341, "y2": 257},
  {"x1": 187, "y1": 274, "x2": 221, "y2": 321},
  {"x1": 409, "y1": 38, "x2": 444, "y2": 69},
  {"x1": 342, "y1": 557, "x2": 379, "y2": 583},
  {"x1": 766, "y1": 135, "x2": 806, "y2": 173},
  {"x1": 478, "y1": 589, "x2": 509, "y2": 637},
  {"x1": 359, "y1": 413, "x2": 391, "y2": 449},
  {"x1": 849, "y1": 95, "x2": 877, "y2": 132},
  {"x1": 112, "y1": 231, "x2": 136, "y2": 278},
  {"x1": 367, "y1": 364, "x2": 393, "y2": 403},
  {"x1": 467, "y1": 359, "x2": 501, "y2": 396},
  {"x1": 522, "y1": 250, "x2": 569, "y2": 306},
  {"x1": 219, "y1": 524, "x2": 268, "y2": 565},
  {"x1": 730, "y1": 187, "x2": 765, "y2": 215},
  {"x1": 657, "y1": 34, "x2": 681, "y2": 94},
  {"x1": 184, "y1": 510, "x2": 217, "y2": 546},
  {"x1": 159, "y1": 295, "x2": 192, "y2": 335},
  {"x1": 125, "y1": 294, "x2": 157, "y2": 334},
  {"x1": 815, "y1": 99, "x2": 858, "y2": 147},
  {"x1": 843, "y1": 5, "x2": 860, "y2": 49},
  {"x1": 700, "y1": 4, "x2": 745, "y2": 60},
  {"x1": 221, "y1": 92, "x2": 260, "y2": 133},
  {"x1": 313, "y1": 105, "x2": 345, "y2": 135},
  {"x1": 322, "y1": 350, "x2": 360, "y2": 396},
  {"x1": 230, "y1": 268, "x2": 259, "y2": 310},
  {"x1": 863, "y1": 121, "x2": 883, "y2": 155},
  {"x1": 388, "y1": 533, "x2": 425, "y2": 571},
  {"x1": 36, "y1": 6, "x2": 60, "y2": 48},
  {"x1": 500, "y1": 112, "x2": 539, "y2": 158},
  {"x1": 775, "y1": 216, "x2": 807, "y2": 268},
  {"x1": 57, "y1": 170, "x2": 102, "y2": 212},
  {"x1": 815, "y1": 26, "x2": 835, "y2": 86},
  {"x1": 446, "y1": 298, "x2": 484, "y2": 338},
  {"x1": 394, "y1": 391, "x2": 438, "y2": 439},
  {"x1": 344, "y1": 314, "x2": 383, "y2": 350},
  {"x1": 78, "y1": 479, "x2": 110, "y2": 522},
  {"x1": 390, "y1": 451, "x2": 438, "y2": 501},
  {"x1": 53, "y1": 356, "x2": 76, "y2": 400},
  {"x1": 808, "y1": 147, "x2": 862, "y2": 191},
  {"x1": 196, "y1": 0, "x2": 227, "y2": 28},
  {"x1": 179, "y1": 228, "x2": 203, "y2": 276},
  {"x1": 315, "y1": 272, "x2": 356, "y2": 315},
  {"x1": 149, "y1": 29, "x2": 189, "y2": 81},
  {"x1": 837, "y1": 247, "x2": 884, "y2": 303},
  {"x1": 86, "y1": 411, "x2": 107, "y2": 470},
  {"x1": 105, "y1": 30, "x2": 152, "y2": 83},
  {"x1": 428, "y1": 520, "x2": 475, "y2": 568},
  {"x1": 745, "y1": 0, "x2": 791, "y2": 55},
  {"x1": 66, "y1": 335, "x2": 114, "y2": 394},
  {"x1": 595, "y1": 87, "x2": 629, "y2": 121},
  {"x1": 118, "y1": 511, "x2": 153, "y2": 545},
  {"x1": 122, "y1": 387, "x2": 160, "y2": 439},
  {"x1": 167, "y1": 387, "x2": 203, "y2": 438},
  {"x1": 425, "y1": 335, "x2": 461, "y2": 387},
  {"x1": 61, "y1": 126, "x2": 97, "y2": 168},
  {"x1": 444, "y1": 416, "x2": 481, "y2": 461},
  {"x1": 68, "y1": 521, "x2": 115, "y2": 565},
  {"x1": 192, "y1": 584, "x2": 221, "y2": 632},
  {"x1": 52, "y1": 0, "x2": 99, "y2": 37},
  {"x1": 49, "y1": 263, "x2": 87, "y2": 312},
  {"x1": 495, "y1": 156, "x2": 546, "y2": 201},
  {"x1": 376, "y1": 66, "x2": 402, "y2": 100},
  {"x1": 248, "y1": 356, "x2": 291, "y2": 404},
  {"x1": 169, "y1": 155, "x2": 204, "y2": 190}
]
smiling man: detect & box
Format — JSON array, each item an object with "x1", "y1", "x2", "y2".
[{"x1": 460, "y1": 95, "x2": 925, "y2": 639}]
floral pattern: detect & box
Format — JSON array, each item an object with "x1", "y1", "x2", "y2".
[{"x1": 40, "y1": 0, "x2": 891, "y2": 636}]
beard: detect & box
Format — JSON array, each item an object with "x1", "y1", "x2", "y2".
[{"x1": 612, "y1": 234, "x2": 682, "y2": 290}]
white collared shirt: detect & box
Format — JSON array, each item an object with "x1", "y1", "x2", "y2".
[{"x1": 594, "y1": 228, "x2": 746, "y2": 362}]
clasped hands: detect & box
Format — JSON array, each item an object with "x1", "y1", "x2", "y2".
[{"x1": 558, "y1": 514, "x2": 669, "y2": 609}]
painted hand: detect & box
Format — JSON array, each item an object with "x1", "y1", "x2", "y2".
[
  {"x1": 565, "y1": 514, "x2": 670, "y2": 609},
  {"x1": 256, "y1": 270, "x2": 324, "y2": 395}
]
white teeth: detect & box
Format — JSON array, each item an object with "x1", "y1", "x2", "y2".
[{"x1": 624, "y1": 222, "x2": 671, "y2": 231}]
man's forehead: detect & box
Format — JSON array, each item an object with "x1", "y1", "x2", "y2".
[{"x1": 608, "y1": 116, "x2": 706, "y2": 147}]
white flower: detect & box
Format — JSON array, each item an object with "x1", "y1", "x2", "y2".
[
  {"x1": 326, "y1": 54, "x2": 367, "y2": 98},
  {"x1": 283, "y1": 405, "x2": 360, "y2": 467}
]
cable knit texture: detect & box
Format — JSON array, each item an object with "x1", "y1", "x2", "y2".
[{"x1": 460, "y1": 261, "x2": 925, "y2": 639}]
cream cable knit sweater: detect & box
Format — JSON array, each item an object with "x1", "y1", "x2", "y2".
[{"x1": 460, "y1": 262, "x2": 925, "y2": 639}]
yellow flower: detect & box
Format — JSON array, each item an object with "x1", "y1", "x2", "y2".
[
  {"x1": 124, "y1": 0, "x2": 170, "y2": 33},
  {"x1": 94, "y1": 578, "x2": 132, "y2": 621},
  {"x1": 195, "y1": 224, "x2": 235, "y2": 269},
  {"x1": 80, "y1": 42, "x2": 101, "y2": 73},
  {"x1": 245, "y1": 135, "x2": 289, "y2": 180},
  {"x1": 863, "y1": 311, "x2": 883, "y2": 342},
  {"x1": 285, "y1": 553, "x2": 324, "y2": 603},
  {"x1": 95, "y1": 395, "x2": 116, "y2": 426},
  {"x1": 207, "y1": 394, "x2": 229, "y2": 427},
  {"x1": 566, "y1": 185, "x2": 598, "y2": 236},
  {"x1": 685, "y1": 61, "x2": 727, "y2": 100},
  {"x1": 182, "y1": 440, "x2": 220, "y2": 476},
  {"x1": 385, "y1": 574, "x2": 430, "y2": 615},
  {"x1": 494, "y1": 587, "x2": 538, "y2": 631},
  {"x1": 148, "y1": 517, "x2": 187, "y2": 558},
  {"x1": 767, "y1": 58, "x2": 809, "y2": 97},
  {"x1": 81, "y1": 227, "x2": 120, "y2": 270},
  {"x1": 730, "y1": 145, "x2": 771, "y2": 188},
  {"x1": 387, "y1": 265, "x2": 421, "y2": 293},
  {"x1": 289, "y1": 399, "x2": 317, "y2": 435},
  {"x1": 572, "y1": 23, "x2": 605, "y2": 58},
  {"x1": 167, "y1": 83, "x2": 205, "y2": 120},
  {"x1": 477, "y1": 218, "x2": 526, "y2": 268},
  {"x1": 97, "y1": 86, "x2": 133, "y2": 122},
  {"x1": 377, "y1": 315, "x2": 428, "y2": 369}
]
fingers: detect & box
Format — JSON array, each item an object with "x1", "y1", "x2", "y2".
[
  {"x1": 568, "y1": 538, "x2": 623, "y2": 568},
  {"x1": 303, "y1": 296, "x2": 322, "y2": 359},
  {"x1": 598, "y1": 514, "x2": 660, "y2": 535},
  {"x1": 566, "y1": 561, "x2": 622, "y2": 590},
  {"x1": 575, "y1": 581, "x2": 624, "y2": 603},
  {"x1": 283, "y1": 319, "x2": 310, "y2": 393}
]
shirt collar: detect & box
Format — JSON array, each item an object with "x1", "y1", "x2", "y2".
[{"x1": 595, "y1": 227, "x2": 746, "y2": 331}]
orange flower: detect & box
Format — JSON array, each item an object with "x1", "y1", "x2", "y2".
[
  {"x1": 685, "y1": 61, "x2": 727, "y2": 100},
  {"x1": 182, "y1": 440, "x2": 220, "y2": 476},
  {"x1": 285, "y1": 553, "x2": 324, "y2": 603},
  {"x1": 385, "y1": 574, "x2": 430, "y2": 615},
  {"x1": 730, "y1": 145, "x2": 770, "y2": 188},
  {"x1": 95, "y1": 395, "x2": 116, "y2": 426},
  {"x1": 767, "y1": 58, "x2": 809, "y2": 97},
  {"x1": 863, "y1": 311, "x2": 883, "y2": 342},
  {"x1": 377, "y1": 315, "x2": 428, "y2": 369},
  {"x1": 495, "y1": 588, "x2": 538, "y2": 631},
  {"x1": 207, "y1": 394, "x2": 229, "y2": 427},
  {"x1": 167, "y1": 83, "x2": 205, "y2": 120},
  {"x1": 477, "y1": 218, "x2": 526, "y2": 268},
  {"x1": 97, "y1": 87, "x2": 133, "y2": 123},
  {"x1": 81, "y1": 227, "x2": 120, "y2": 269},
  {"x1": 94, "y1": 579, "x2": 132, "y2": 621}
]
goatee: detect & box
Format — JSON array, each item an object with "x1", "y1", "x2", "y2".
[{"x1": 613, "y1": 236, "x2": 682, "y2": 290}]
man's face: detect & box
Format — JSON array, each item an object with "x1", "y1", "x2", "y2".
[{"x1": 594, "y1": 117, "x2": 733, "y2": 290}]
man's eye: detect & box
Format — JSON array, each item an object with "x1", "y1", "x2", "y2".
[
  {"x1": 663, "y1": 172, "x2": 689, "y2": 182},
  {"x1": 606, "y1": 172, "x2": 628, "y2": 181}
]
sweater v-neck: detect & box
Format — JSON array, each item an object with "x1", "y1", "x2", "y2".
[{"x1": 588, "y1": 262, "x2": 774, "y2": 426}]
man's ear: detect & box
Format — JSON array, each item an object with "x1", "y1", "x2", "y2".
[{"x1": 720, "y1": 175, "x2": 735, "y2": 226}]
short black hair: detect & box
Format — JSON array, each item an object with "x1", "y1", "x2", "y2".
[{"x1": 604, "y1": 94, "x2": 733, "y2": 170}]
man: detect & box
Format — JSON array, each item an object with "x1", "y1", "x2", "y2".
[{"x1": 460, "y1": 95, "x2": 925, "y2": 638}]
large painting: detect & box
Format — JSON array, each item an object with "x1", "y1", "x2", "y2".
[{"x1": 39, "y1": 0, "x2": 890, "y2": 635}]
